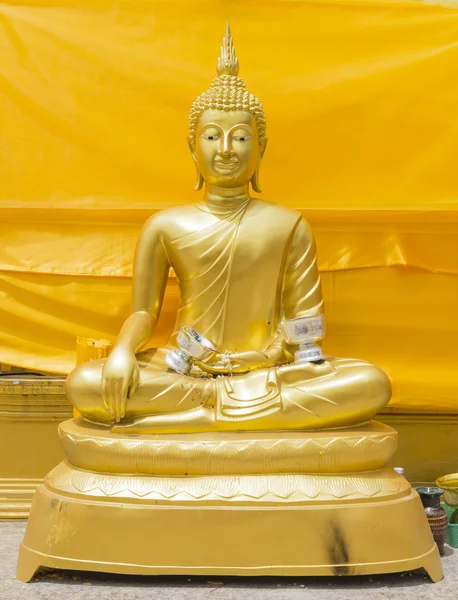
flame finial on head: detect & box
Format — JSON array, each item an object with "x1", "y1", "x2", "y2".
[
  {"x1": 217, "y1": 22, "x2": 239, "y2": 77},
  {"x1": 188, "y1": 22, "x2": 266, "y2": 148}
]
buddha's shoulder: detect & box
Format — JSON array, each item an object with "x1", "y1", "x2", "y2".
[
  {"x1": 140, "y1": 204, "x2": 200, "y2": 233},
  {"x1": 248, "y1": 198, "x2": 302, "y2": 223},
  {"x1": 140, "y1": 201, "x2": 303, "y2": 236}
]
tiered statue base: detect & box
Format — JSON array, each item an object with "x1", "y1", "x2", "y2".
[{"x1": 17, "y1": 418, "x2": 443, "y2": 582}]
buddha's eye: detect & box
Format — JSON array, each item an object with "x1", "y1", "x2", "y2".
[
  {"x1": 233, "y1": 135, "x2": 251, "y2": 142},
  {"x1": 202, "y1": 134, "x2": 220, "y2": 141}
]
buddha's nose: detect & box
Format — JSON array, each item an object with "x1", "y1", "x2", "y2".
[{"x1": 220, "y1": 135, "x2": 232, "y2": 156}]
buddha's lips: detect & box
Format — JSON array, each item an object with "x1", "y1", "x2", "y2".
[{"x1": 214, "y1": 159, "x2": 238, "y2": 169}]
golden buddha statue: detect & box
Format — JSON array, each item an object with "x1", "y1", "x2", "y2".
[
  {"x1": 17, "y1": 24, "x2": 443, "y2": 584},
  {"x1": 66, "y1": 23, "x2": 390, "y2": 434}
]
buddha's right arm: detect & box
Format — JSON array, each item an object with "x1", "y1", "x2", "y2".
[
  {"x1": 101, "y1": 216, "x2": 170, "y2": 420},
  {"x1": 112, "y1": 215, "x2": 170, "y2": 354}
]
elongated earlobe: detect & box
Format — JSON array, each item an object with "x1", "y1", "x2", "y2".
[
  {"x1": 187, "y1": 136, "x2": 204, "y2": 191},
  {"x1": 251, "y1": 167, "x2": 262, "y2": 193},
  {"x1": 194, "y1": 168, "x2": 204, "y2": 191},
  {"x1": 251, "y1": 139, "x2": 267, "y2": 193}
]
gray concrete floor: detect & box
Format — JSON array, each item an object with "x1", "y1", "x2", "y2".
[{"x1": 2, "y1": 522, "x2": 457, "y2": 600}]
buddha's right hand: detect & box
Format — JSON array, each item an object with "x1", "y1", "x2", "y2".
[{"x1": 101, "y1": 347, "x2": 140, "y2": 422}]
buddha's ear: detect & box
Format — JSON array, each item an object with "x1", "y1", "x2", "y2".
[
  {"x1": 187, "y1": 137, "x2": 204, "y2": 191},
  {"x1": 187, "y1": 136, "x2": 197, "y2": 162},
  {"x1": 259, "y1": 138, "x2": 268, "y2": 164},
  {"x1": 251, "y1": 138, "x2": 268, "y2": 194}
]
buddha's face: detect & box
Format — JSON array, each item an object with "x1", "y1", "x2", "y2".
[{"x1": 191, "y1": 110, "x2": 265, "y2": 189}]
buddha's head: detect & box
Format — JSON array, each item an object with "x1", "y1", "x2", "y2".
[{"x1": 188, "y1": 23, "x2": 267, "y2": 192}]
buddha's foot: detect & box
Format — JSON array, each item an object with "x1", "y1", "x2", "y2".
[{"x1": 111, "y1": 406, "x2": 216, "y2": 435}]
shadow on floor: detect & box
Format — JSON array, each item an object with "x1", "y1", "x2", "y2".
[{"x1": 31, "y1": 568, "x2": 437, "y2": 590}]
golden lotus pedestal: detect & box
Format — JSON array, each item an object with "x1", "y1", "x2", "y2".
[{"x1": 17, "y1": 418, "x2": 443, "y2": 583}]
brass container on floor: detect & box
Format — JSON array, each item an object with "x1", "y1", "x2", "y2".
[{"x1": 417, "y1": 487, "x2": 449, "y2": 555}]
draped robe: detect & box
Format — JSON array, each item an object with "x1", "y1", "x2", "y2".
[{"x1": 68, "y1": 197, "x2": 390, "y2": 430}]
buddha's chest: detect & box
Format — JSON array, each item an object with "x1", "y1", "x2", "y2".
[
  {"x1": 164, "y1": 203, "x2": 298, "y2": 350},
  {"x1": 167, "y1": 209, "x2": 290, "y2": 287}
]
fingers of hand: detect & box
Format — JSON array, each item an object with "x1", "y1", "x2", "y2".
[
  {"x1": 209, "y1": 366, "x2": 227, "y2": 374},
  {"x1": 195, "y1": 362, "x2": 224, "y2": 374},
  {"x1": 127, "y1": 364, "x2": 140, "y2": 413},
  {"x1": 106, "y1": 379, "x2": 116, "y2": 421},
  {"x1": 118, "y1": 378, "x2": 129, "y2": 421},
  {"x1": 209, "y1": 353, "x2": 228, "y2": 365},
  {"x1": 115, "y1": 379, "x2": 129, "y2": 423},
  {"x1": 113, "y1": 380, "x2": 121, "y2": 422},
  {"x1": 102, "y1": 371, "x2": 132, "y2": 422},
  {"x1": 111, "y1": 379, "x2": 120, "y2": 423}
]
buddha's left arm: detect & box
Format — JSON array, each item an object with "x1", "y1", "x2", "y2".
[
  {"x1": 282, "y1": 217, "x2": 324, "y2": 319},
  {"x1": 250, "y1": 217, "x2": 323, "y2": 366}
]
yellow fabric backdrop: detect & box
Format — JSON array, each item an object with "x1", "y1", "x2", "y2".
[{"x1": 1, "y1": 0, "x2": 458, "y2": 411}]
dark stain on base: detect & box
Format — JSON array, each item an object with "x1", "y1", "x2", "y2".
[{"x1": 327, "y1": 520, "x2": 353, "y2": 576}]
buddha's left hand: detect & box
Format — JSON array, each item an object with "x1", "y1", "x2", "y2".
[{"x1": 196, "y1": 350, "x2": 276, "y2": 375}]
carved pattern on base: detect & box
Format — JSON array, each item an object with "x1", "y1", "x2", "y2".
[
  {"x1": 46, "y1": 462, "x2": 409, "y2": 503},
  {"x1": 60, "y1": 420, "x2": 397, "y2": 475}
]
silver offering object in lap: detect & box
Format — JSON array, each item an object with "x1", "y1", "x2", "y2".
[
  {"x1": 165, "y1": 326, "x2": 217, "y2": 375},
  {"x1": 280, "y1": 315, "x2": 326, "y2": 363}
]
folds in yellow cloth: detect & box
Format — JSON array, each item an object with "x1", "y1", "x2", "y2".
[{"x1": 1, "y1": 1, "x2": 458, "y2": 413}]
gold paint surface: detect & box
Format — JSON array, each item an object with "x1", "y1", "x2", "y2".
[
  {"x1": 46, "y1": 461, "x2": 410, "y2": 504},
  {"x1": 17, "y1": 24, "x2": 440, "y2": 584},
  {"x1": 17, "y1": 483, "x2": 443, "y2": 583},
  {"x1": 65, "y1": 25, "x2": 391, "y2": 434},
  {"x1": 60, "y1": 418, "x2": 397, "y2": 475},
  {"x1": 18, "y1": 417, "x2": 442, "y2": 581}
]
